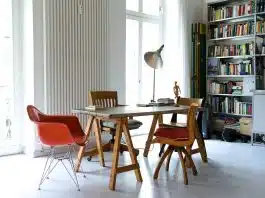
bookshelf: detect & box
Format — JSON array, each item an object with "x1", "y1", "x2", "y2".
[{"x1": 207, "y1": 0, "x2": 265, "y2": 139}]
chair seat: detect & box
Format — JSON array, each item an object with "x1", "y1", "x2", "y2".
[
  {"x1": 155, "y1": 127, "x2": 189, "y2": 140},
  {"x1": 102, "y1": 119, "x2": 143, "y2": 130},
  {"x1": 161, "y1": 122, "x2": 187, "y2": 128}
]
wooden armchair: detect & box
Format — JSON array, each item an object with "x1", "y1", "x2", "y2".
[
  {"x1": 86, "y1": 91, "x2": 142, "y2": 161},
  {"x1": 152, "y1": 103, "x2": 199, "y2": 185},
  {"x1": 158, "y1": 97, "x2": 207, "y2": 165}
]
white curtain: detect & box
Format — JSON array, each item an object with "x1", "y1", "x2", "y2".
[
  {"x1": 156, "y1": 0, "x2": 203, "y2": 122},
  {"x1": 156, "y1": 0, "x2": 189, "y2": 100},
  {"x1": 161, "y1": 0, "x2": 189, "y2": 97}
]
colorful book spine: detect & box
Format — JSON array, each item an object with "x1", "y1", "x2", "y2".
[
  {"x1": 210, "y1": 22, "x2": 253, "y2": 39},
  {"x1": 211, "y1": 97, "x2": 252, "y2": 115},
  {"x1": 208, "y1": 42, "x2": 254, "y2": 57},
  {"x1": 208, "y1": 2, "x2": 253, "y2": 22}
]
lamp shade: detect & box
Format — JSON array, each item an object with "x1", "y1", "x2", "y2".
[{"x1": 144, "y1": 44, "x2": 164, "y2": 69}]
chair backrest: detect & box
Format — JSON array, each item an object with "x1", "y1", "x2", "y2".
[
  {"x1": 89, "y1": 91, "x2": 118, "y2": 107},
  {"x1": 171, "y1": 97, "x2": 204, "y2": 123},
  {"x1": 26, "y1": 105, "x2": 44, "y2": 122},
  {"x1": 187, "y1": 103, "x2": 199, "y2": 142},
  {"x1": 177, "y1": 97, "x2": 203, "y2": 106},
  {"x1": 26, "y1": 105, "x2": 78, "y2": 146}
]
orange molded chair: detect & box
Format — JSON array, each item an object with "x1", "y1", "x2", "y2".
[
  {"x1": 27, "y1": 105, "x2": 87, "y2": 191},
  {"x1": 152, "y1": 103, "x2": 198, "y2": 185}
]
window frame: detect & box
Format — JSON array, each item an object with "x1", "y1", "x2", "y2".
[{"x1": 126, "y1": 0, "x2": 164, "y2": 104}]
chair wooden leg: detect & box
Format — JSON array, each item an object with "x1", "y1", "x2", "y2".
[
  {"x1": 177, "y1": 148, "x2": 188, "y2": 185},
  {"x1": 159, "y1": 144, "x2": 166, "y2": 157},
  {"x1": 154, "y1": 146, "x2": 173, "y2": 179},
  {"x1": 185, "y1": 145, "x2": 193, "y2": 168},
  {"x1": 182, "y1": 148, "x2": 198, "y2": 176},
  {"x1": 165, "y1": 149, "x2": 173, "y2": 172}
]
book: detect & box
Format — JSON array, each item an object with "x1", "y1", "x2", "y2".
[
  {"x1": 208, "y1": 2, "x2": 252, "y2": 22},
  {"x1": 85, "y1": 105, "x2": 104, "y2": 110}
]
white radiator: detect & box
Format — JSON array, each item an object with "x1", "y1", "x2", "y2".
[{"x1": 43, "y1": 0, "x2": 109, "y2": 127}]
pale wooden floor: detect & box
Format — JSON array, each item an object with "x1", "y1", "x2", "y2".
[{"x1": 0, "y1": 138, "x2": 265, "y2": 198}]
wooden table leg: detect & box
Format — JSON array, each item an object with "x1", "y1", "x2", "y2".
[
  {"x1": 144, "y1": 114, "x2": 159, "y2": 157},
  {"x1": 109, "y1": 118, "x2": 123, "y2": 191},
  {"x1": 195, "y1": 124, "x2": 208, "y2": 163},
  {"x1": 122, "y1": 118, "x2": 142, "y2": 182},
  {"x1": 143, "y1": 114, "x2": 159, "y2": 157},
  {"x1": 75, "y1": 116, "x2": 95, "y2": 172},
  {"x1": 184, "y1": 122, "x2": 208, "y2": 167},
  {"x1": 109, "y1": 118, "x2": 143, "y2": 191},
  {"x1": 158, "y1": 114, "x2": 163, "y2": 125},
  {"x1": 94, "y1": 118, "x2": 105, "y2": 167}
]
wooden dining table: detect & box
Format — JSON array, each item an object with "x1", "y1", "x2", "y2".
[{"x1": 73, "y1": 105, "x2": 207, "y2": 191}]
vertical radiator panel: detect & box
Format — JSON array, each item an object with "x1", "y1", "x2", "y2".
[{"x1": 44, "y1": 0, "x2": 109, "y2": 127}]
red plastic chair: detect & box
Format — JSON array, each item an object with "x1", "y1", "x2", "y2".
[{"x1": 27, "y1": 105, "x2": 86, "y2": 191}]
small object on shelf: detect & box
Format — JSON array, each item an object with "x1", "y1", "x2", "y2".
[
  {"x1": 222, "y1": 127, "x2": 241, "y2": 142},
  {"x1": 227, "y1": 81, "x2": 235, "y2": 94},
  {"x1": 239, "y1": 117, "x2": 252, "y2": 136},
  {"x1": 232, "y1": 85, "x2": 243, "y2": 95}
]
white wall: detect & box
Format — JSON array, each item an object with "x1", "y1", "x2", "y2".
[
  {"x1": 108, "y1": 0, "x2": 126, "y2": 104},
  {"x1": 22, "y1": 0, "x2": 126, "y2": 156},
  {"x1": 183, "y1": 0, "x2": 205, "y2": 96}
]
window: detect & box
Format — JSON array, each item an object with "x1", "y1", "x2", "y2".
[
  {"x1": 0, "y1": 0, "x2": 22, "y2": 155},
  {"x1": 126, "y1": 0, "x2": 163, "y2": 104},
  {"x1": 126, "y1": 0, "x2": 139, "y2": 12}
]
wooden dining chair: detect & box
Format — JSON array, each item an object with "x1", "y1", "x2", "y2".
[
  {"x1": 152, "y1": 103, "x2": 199, "y2": 185},
  {"x1": 158, "y1": 97, "x2": 207, "y2": 165},
  {"x1": 86, "y1": 91, "x2": 142, "y2": 161}
]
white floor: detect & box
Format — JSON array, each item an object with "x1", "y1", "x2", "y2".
[{"x1": 0, "y1": 139, "x2": 265, "y2": 198}]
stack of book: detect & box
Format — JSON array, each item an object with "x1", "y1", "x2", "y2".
[
  {"x1": 208, "y1": 1, "x2": 254, "y2": 22},
  {"x1": 208, "y1": 42, "x2": 254, "y2": 57},
  {"x1": 256, "y1": 20, "x2": 265, "y2": 33},
  {"x1": 211, "y1": 97, "x2": 252, "y2": 115},
  {"x1": 208, "y1": 81, "x2": 243, "y2": 94},
  {"x1": 85, "y1": 105, "x2": 104, "y2": 110},
  {"x1": 209, "y1": 22, "x2": 254, "y2": 39},
  {"x1": 219, "y1": 60, "x2": 252, "y2": 75},
  {"x1": 157, "y1": 98, "x2": 175, "y2": 104}
]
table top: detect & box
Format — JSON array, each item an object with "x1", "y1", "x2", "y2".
[{"x1": 73, "y1": 105, "x2": 203, "y2": 118}]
